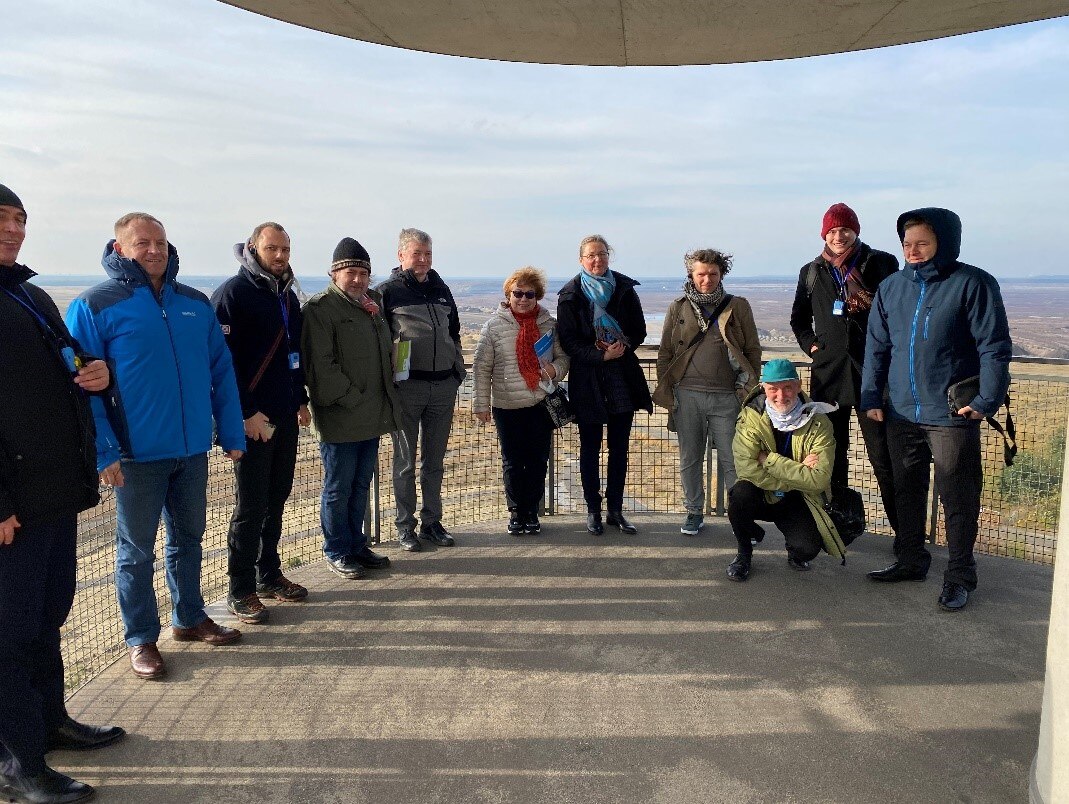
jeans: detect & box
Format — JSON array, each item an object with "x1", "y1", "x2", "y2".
[
  {"x1": 320, "y1": 438, "x2": 380, "y2": 561},
  {"x1": 728, "y1": 480, "x2": 823, "y2": 562},
  {"x1": 885, "y1": 418, "x2": 982, "y2": 590},
  {"x1": 391, "y1": 377, "x2": 460, "y2": 530},
  {"x1": 826, "y1": 405, "x2": 898, "y2": 531},
  {"x1": 492, "y1": 404, "x2": 552, "y2": 515},
  {"x1": 227, "y1": 416, "x2": 299, "y2": 599},
  {"x1": 577, "y1": 411, "x2": 635, "y2": 513},
  {"x1": 675, "y1": 388, "x2": 740, "y2": 514},
  {"x1": 114, "y1": 455, "x2": 209, "y2": 646},
  {"x1": 0, "y1": 515, "x2": 76, "y2": 777}
]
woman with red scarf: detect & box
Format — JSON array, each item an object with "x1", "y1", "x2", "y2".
[
  {"x1": 789, "y1": 202, "x2": 899, "y2": 530},
  {"x1": 472, "y1": 267, "x2": 570, "y2": 535}
]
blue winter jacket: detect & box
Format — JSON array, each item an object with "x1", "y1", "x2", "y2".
[
  {"x1": 860, "y1": 207, "x2": 1011, "y2": 427},
  {"x1": 65, "y1": 242, "x2": 246, "y2": 470}
]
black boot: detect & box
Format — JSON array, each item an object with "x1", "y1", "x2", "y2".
[
  {"x1": 606, "y1": 510, "x2": 637, "y2": 534},
  {"x1": 586, "y1": 512, "x2": 604, "y2": 535},
  {"x1": 0, "y1": 767, "x2": 95, "y2": 804}
]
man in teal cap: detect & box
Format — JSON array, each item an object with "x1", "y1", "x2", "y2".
[{"x1": 727, "y1": 359, "x2": 841, "y2": 581}]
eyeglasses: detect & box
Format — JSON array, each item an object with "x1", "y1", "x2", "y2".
[
  {"x1": 581, "y1": 251, "x2": 609, "y2": 261},
  {"x1": 510, "y1": 290, "x2": 537, "y2": 299}
]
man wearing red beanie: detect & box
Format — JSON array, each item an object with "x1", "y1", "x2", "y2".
[{"x1": 789, "y1": 202, "x2": 899, "y2": 531}]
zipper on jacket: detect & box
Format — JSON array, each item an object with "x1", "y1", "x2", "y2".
[
  {"x1": 158, "y1": 293, "x2": 191, "y2": 455},
  {"x1": 908, "y1": 280, "x2": 928, "y2": 422},
  {"x1": 427, "y1": 299, "x2": 441, "y2": 371},
  {"x1": 923, "y1": 309, "x2": 931, "y2": 341}
]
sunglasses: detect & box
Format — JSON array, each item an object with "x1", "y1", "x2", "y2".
[{"x1": 510, "y1": 290, "x2": 537, "y2": 299}]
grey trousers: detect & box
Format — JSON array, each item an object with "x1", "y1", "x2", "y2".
[
  {"x1": 675, "y1": 388, "x2": 741, "y2": 514},
  {"x1": 391, "y1": 376, "x2": 460, "y2": 530}
]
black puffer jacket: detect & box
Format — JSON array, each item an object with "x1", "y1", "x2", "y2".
[
  {"x1": 0, "y1": 265, "x2": 99, "y2": 525},
  {"x1": 556, "y1": 271, "x2": 653, "y2": 423},
  {"x1": 789, "y1": 242, "x2": 898, "y2": 406}
]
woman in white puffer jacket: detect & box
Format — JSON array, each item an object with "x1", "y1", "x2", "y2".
[{"x1": 473, "y1": 267, "x2": 570, "y2": 536}]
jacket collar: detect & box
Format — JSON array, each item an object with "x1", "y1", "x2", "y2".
[
  {"x1": 234, "y1": 242, "x2": 292, "y2": 296},
  {"x1": 558, "y1": 269, "x2": 638, "y2": 300},
  {"x1": 0, "y1": 262, "x2": 35, "y2": 289},
  {"x1": 101, "y1": 240, "x2": 180, "y2": 288}
]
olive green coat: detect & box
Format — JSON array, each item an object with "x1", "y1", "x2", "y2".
[
  {"x1": 301, "y1": 284, "x2": 403, "y2": 443},
  {"x1": 732, "y1": 385, "x2": 846, "y2": 561}
]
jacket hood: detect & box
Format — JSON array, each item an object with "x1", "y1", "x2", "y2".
[
  {"x1": 233, "y1": 241, "x2": 292, "y2": 295},
  {"x1": 896, "y1": 207, "x2": 961, "y2": 271},
  {"x1": 102, "y1": 239, "x2": 180, "y2": 285},
  {"x1": 558, "y1": 270, "x2": 640, "y2": 300}
]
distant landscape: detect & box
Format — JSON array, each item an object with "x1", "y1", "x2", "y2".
[{"x1": 35, "y1": 273, "x2": 1069, "y2": 360}]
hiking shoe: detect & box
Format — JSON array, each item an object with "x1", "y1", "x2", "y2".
[
  {"x1": 524, "y1": 512, "x2": 541, "y2": 534},
  {"x1": 681, "y1": 513, "x2": 704, "y2": 536},
  {"x1": 398, "y1": 528, "x2": 422, "y2": 552},
  {"x1": 227, "y1": 593, "x2": 269, "y2": 624},
  {"x1": 257, "y1": 575, "x2": 308, "y2": 602},
  {"x1": 507, "y1": 513, "x2": 525, "y2": 535}
]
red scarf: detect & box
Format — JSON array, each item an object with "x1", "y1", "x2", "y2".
[
  {"x1": 513, "y1": 307, "x2": 542, "y2": 390},
  {"x1": 821, "y1": 241, "x2": 859, "y2": 271}
]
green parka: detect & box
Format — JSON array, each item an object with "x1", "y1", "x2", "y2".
[
  {"x1": 302, "y1": 284, "x2": 404, "y2": 443},
  {"x1": 732, "y1": 385, "x2": 847, "y2": 561}
]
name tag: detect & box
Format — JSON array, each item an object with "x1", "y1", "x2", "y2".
[
  {"x1": 61, "y1": 346, "x2": 81, "y2": 374},
  {"x1": 289, "y1": 352, "x2": 300, "y2": 370},
  {"x1": 832, "y1": 299, "x2": 845, "y2": 316}
]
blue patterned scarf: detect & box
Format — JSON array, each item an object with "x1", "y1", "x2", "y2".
[{"x1": 580, "y1": 270, "x2": 629, "y2": 347}]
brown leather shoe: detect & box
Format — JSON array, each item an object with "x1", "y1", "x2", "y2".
[
  {"x1": 129, "y1": 643, "x2": 166, "y2": 679},
  {"x1": 172, "y1": 617, "x2": 242, "y2": 645}
]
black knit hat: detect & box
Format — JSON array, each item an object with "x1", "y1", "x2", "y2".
[
  {"x1": 0, "y1": 184, "x2": 26, "y2": 217},
  {"x1": 330, "y1": 237, "x2": 371, "y2": 272}
]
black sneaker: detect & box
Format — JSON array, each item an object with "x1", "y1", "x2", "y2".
[
  {"x1": 524, "y1": 512, "x2": 541, "y2": 534},
  {"x1": 420, "y1": 522, "x2": 456, "y2": 546},
  {"x1": 507, "y1": 513, "x2": 525, "y2": 535},
  {"x1": 326, "y1": 555, "x2": 366, "y2": 579},
  {"x1": 727, "y1": 555, "x2": 751, "y2": 582},
  {"x1": 227, "y1": 593, "x2": 269, "y2": 624},
  {"x1": 398, "y1": 528, "x2": 422, "y2": 552},
  {"x1": 352, "y1": 547, "x2": 391, "y2": 568}
]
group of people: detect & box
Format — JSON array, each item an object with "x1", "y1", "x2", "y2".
[{"x1": 0, "y1": 179, "x2": 1011, "y2": 803}]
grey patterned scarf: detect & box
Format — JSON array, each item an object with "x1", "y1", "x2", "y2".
[{"x1": 682, "y1": 278, "x2": 725, "y2": 333}]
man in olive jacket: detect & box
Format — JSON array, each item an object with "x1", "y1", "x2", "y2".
[
  {"x1": 302, "y1": 238, "x2": 403, "y2": 580},
  {"x1": 727, "y1": 360, "x2": 842, "y2": 582}
]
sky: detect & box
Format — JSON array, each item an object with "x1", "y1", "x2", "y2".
[{"x1": 2, "y1": 1, "x2": 1068, "y2": 280}]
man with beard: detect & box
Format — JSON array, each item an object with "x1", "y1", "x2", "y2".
[{"x1": 212, "y1": 223, "x2": 312, "y2": 624}]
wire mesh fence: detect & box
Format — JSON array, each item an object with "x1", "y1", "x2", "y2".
[{"x1": 62, "y1": 358, "x2": 1065, "y2": 692}]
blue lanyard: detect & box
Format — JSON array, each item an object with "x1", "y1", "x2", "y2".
[
  {"x1": 278, "y1": 293, "x2": 291, "y2": 347},
  {"x1": 2, "y1": 285, "x2": 61, "y2": 340},
  {"x1": 830, "y1": 251, "x2": 862, "y2": 301}
]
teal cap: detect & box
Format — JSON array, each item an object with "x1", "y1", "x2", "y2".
[{"x1": 761, "y1": 359, "x2": 799, "y2": 383}]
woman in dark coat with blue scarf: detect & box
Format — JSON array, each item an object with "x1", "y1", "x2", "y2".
[{"x1": 557, "y1": 235, "x2": 653, "y2": 535}]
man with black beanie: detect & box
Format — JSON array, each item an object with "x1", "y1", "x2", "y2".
[{"x1": 0, "y1": 183, "x2": 123, "y2": 804}]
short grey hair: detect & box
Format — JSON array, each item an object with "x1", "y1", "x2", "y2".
[
  {"x1": 398, "y1": 228, "x2": 432, "y2": 251},
  {"x1": 578, "y1": 234, "x2": 613, "y2": 259},
  {"x1": 684, "y1": 248, "x2": 733, "y2": 277},
  {"x1": 114, "y1": 212, "x2": 164, "y2": 238}
]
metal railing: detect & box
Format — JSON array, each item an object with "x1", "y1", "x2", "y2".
[{"x1": 61, "y1": 358, "x2": 1065, "y2": 691}]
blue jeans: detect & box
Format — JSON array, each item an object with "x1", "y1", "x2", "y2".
[
  {"x1": 114, "y1": 455, "x2": 209, "y2": 646},
  {"x1": 320, "y1": 438, "x2": 379, "y2": 561}
]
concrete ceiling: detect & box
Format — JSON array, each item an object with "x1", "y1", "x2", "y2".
[{"x1": 219, "y1": 0, "x2": 1069, "y2": 66}]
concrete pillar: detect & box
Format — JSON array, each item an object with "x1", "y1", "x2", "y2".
[{"x1": 1031, "y1": 428, "x2": 1069, "y2": 802}]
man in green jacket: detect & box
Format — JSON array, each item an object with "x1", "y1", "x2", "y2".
[
  {"x1": 726, "y1": 359, "x2": 842, "y2": 582},
  {"x1": 302, "y1": 238, "x2": 404, "y2": 579}
]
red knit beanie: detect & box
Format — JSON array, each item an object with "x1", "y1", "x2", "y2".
[{"x1": 821, "y1": 203, "x2": 860, "y2": 239}]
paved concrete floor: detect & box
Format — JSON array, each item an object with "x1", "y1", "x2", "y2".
[{"x1": 59, "y1": 515, "x2": 1052, "y2": 803}]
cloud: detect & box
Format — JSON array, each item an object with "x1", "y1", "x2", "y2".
[{"x1": 1, "y1": 0, "x2": 1067, "y2": 278}]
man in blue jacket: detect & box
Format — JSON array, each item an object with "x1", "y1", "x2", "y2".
[
  {"x1": 861, "y1": 207, "x2": 1011, "y2": 611},
  {"x1": 212, "y1": 223, "x2": 311, "y2": 625},
  {"x1": 67, "y1": 213, "x2": 247, "y2": 679}
]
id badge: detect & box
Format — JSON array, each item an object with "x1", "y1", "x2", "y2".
[
  {"x1": 288, "y1": 352, "x2": 300, "y2": 370},
  {"x1": 60, "y1": 346, "x2": 81, "y2": 374},
  {"x1": 773, "y1": 491, "x2": 785, "y2": 499},
  {"x1": 832, "y1": 299, "x2": 845, "y2": 316}
]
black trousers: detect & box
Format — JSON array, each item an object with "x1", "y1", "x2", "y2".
[
  {"x1": 493, "y1": 405, "x2": 552, "y2": 515},
  {"x1": 0, "y1": 514, "x2": 77, "y2": 777},
  {"x1": 227, "y1": 415, "x2": 299, "y2": 598},
  {"x1": 885, "y1": 418, "x2": 982, "y2": 590},
  {"x1": 577, "y1": 412, "x2": 635, "y2": 513},
  {"x1": 727, "y1": 480, "x2": 823, "y2": 562},
  {"x1": 826, "y1": 405, "x2": 898, "y2": 531}
]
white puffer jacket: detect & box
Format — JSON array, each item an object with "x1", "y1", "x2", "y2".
[{"x1": 473, "y1": 303, "x2": 570, "y2": 412}]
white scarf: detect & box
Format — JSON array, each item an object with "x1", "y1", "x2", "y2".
[{"x1": 767, "y1": 398, "x2": 839, "y2": 432}]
